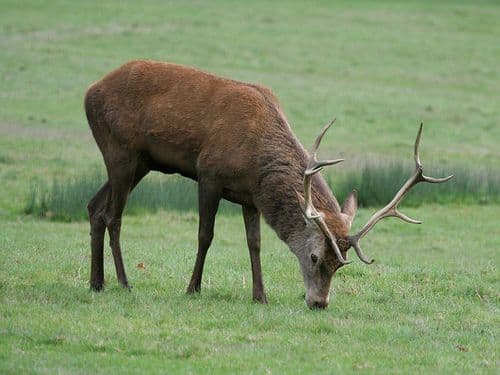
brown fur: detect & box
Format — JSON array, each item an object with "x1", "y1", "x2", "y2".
[{"x1": 85, "y1": 60, "x2": 350, "y2": 306}]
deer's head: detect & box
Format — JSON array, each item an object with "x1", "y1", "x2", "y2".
[{"x1": 295, "y1": 120, "x2": 452, "y2": 309}]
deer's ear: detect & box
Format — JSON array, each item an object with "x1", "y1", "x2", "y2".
[{"x1": 341, "y1": 190, "x2": 358, "y2": 225}]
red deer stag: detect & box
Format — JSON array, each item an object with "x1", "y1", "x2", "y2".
[{"x1": 85, "y1": 60, "x2": 452, "y2": 309}]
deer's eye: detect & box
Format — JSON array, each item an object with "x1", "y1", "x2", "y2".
[{"x1": 310, "y1": 253, "x2": 318, "y2": 264}]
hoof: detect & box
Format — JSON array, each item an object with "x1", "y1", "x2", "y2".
[
  {"x1": 253, "y1": 294, "x2": 268, "y2": 304},
  {"x1": 90, "y1": 284, "x2": 104, "y2": 292},
  {"x1": 186, "y1": 285, "x2": 201, "y2": 294}
]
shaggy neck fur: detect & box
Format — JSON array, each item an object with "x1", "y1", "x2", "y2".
[{"x1": 254, "y1": 119, "x2": 348, "y2": 252}]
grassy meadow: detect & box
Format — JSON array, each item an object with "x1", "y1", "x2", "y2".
[{"x1": 0, "y1": 1, "x2": 499, "y2": 373}]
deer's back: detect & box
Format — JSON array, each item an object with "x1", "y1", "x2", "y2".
[{"x1": 85, "y1": 60, "x2": 283, "y2": 186}]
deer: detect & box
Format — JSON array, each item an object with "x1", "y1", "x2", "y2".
[{"x1": 84, "y1": 60, "x2": 452, "y2": 309}]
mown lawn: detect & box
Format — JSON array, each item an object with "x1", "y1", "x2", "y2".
[
  {"x1": 0, "y1": 0, "x2": 499, "y2": 373},
  {"x1": 0, "y1": 206, "x2": 498, "y2": 373}
]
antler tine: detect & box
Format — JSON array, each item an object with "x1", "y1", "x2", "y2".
[
  {"x1": 415, "y1": 123, "x2": 454, "y2": 184},
  {"x1": 298, "y1": 118, "x2": 350, "y2": 264},
  {"x1": 311, "y1": 118, "x2": 336, "y2": 155},
  {"x1": 421, "y1": 175, "x2": 454, "y2": 183},
  {"x1": 348, "y1": 123, "x2": 453, "y2": 264},
  {"x1": 395, "y1": 209, "x2": 422, "y2": 224},
  {"x1": 350, "y1": 240, "x2": 375, "y2": 265},
  {"x1": 414, "y1": 122, "x2": 423, "y2": 168},
  {"x1": 302, "y1": 118, "x2": 344, "y2": 220},
  {"x1": 306, "y1": 118, "x2": 344, "y2": 175}
]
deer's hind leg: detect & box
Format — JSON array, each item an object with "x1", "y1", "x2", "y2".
[
  {"x1": 102, "y1": 153, "x2": 150, "y2": 289},
  {"x1": 88, "y1": 182, "x2": 111, "y2": 291},
  {"x1": 88, "y1": 146, "x2": 149, "y2": 291}
]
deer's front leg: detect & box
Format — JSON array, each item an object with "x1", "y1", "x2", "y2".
[
  {"x1": 243, "y1": 205, "x2": 268, "y2": 304},
  {"x1": 187, "y1": 179, "x2": 222, "y2": 294}
]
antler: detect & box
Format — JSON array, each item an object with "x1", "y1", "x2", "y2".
[
  {"x1": 297, "y1": 118, "x2": 349, "y2": 264},
  {"x1": 348, "y1": 123, "x2": 453, "y2": 264}
]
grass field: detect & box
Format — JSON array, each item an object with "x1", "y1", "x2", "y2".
[
  {"x1": 0, "y1": 0, "x2": 499, "y2": 373},
  {"x1": 1, "y1": 207, "x2": 499, "y2": 373}
]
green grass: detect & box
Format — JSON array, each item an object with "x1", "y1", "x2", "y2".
[
  {"x1": 1, "y1": 0, "x2": 499, "y2": 373},
  {"x1": 24, "y1": 162, "x2": 500, "y2": 221},
  {"x1": 1, "y1": 0, "x2": 499, "y2": 219},
  {"x1": 0, "y1": 206, "x2": 498, "y2": 373},
  {"x1": 330, "y1": 161, "x2": 500, "y2": 207},
  {"x1": 23, "y1": 170, "x2": 240, "y2": 222}
]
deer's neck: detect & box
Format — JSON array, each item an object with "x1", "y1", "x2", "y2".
[{"x1": 254, "y1": 128, "x2": 343, "y2": 247}]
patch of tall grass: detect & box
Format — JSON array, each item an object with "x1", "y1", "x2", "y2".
[
  {"x1": 329, "y1": 161, "x2": 499, "y2": 207},
  {"x1": 24, "y1": 169, "x2": 238, "y2": 222},
  {"x1": 25, "y1": 162, "x2": 499, "y2": 221}
]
